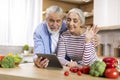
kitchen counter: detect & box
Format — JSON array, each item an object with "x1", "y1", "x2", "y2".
[{"x1": 0, "y1": 63, "x2": 119, "y2": 80}]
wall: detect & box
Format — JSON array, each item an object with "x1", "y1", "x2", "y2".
[
  {"x1": 0, "y1": 45, "x2": 33, "y2": 55},
  {"x1": 94, "y1": 0, "x2": 120, "y2": 26}
]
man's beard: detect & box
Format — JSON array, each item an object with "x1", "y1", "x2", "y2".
[{"x1": 47, "y1": 24, "x2": 61, "y2": 34}]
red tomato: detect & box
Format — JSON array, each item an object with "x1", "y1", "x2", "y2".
[
  {"x1": 77, "y1": 71, "x2": 82, "y2": 76},
  {"x1": 72, "y1": 67, "x2": 78, "y2": 73},
  {"x1": 77, "y1": 68, "x2": 83, "y2": 73},
  {"x1": 0, "y1": 55, "x2": 5, "y2": 61},
  {"x1": 81, "y1": 66, "x2": 90, "y2": 74},
  {"x1": 105, "y1": 68, "x2": 119, "y2": 79},
  {"x1": 69, "y1": 67, "x2": 78, "y2": 73},
  {"x1": 69, "y1": 67, "x2": 74, "y2": 72},
  {"x1": 64, "y1": 71, "x2": 69, "y2": 76}
]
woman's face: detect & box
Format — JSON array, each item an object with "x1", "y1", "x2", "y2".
[{"x1": 66, "y1": 12, "x2": 82, "y2": 35}]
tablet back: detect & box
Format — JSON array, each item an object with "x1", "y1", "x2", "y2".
[{"x1": 37, "y1": 54, "x2": 63, "y2": 69}]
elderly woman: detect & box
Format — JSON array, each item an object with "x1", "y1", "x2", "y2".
[{"x1": 57, "y1": 8, "x2": 99, "y2": 67}]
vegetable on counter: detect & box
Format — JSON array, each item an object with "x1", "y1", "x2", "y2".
[
  {"x1": 103, "y1": 57, "x2": 118, "y2": 68},
  {"x1": 104, "y1": 68, "x2": 119, "y2": 79},
  {"x1": 89, "y1": 61, "x2": 106, "y2": 77},
  {"x1": 64, "y1": 71, "x2": 69, "y2": 76},
  {"x1": 13, "y1": 54, "x2": 22, "y2": 66},
  {"x1": 0, "y1": 55, "x2": 5, "y2": 61},
  {"x1": 0, "y1": 53, "x2": 22, "y2": 68},
  {"x1": 1, "y1": 55, "x2": 15, "y2": 68},
  {"x1": 69, "y1": 66, "x2": 90, "y2": 74},
  {"x1": 79, "y1": 66, "x2": 90, "y2": 74},
  {"x1": 0, "y1": 55, "x2": 5, "y2": 67}
]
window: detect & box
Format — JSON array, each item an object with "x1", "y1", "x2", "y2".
[{"x1": 0, "y1": 0, "x2": 43, "y2": 46}]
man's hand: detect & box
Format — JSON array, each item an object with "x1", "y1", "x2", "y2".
[{"x1": 34, "y1": 57, "x2": 49, "y2": 68}]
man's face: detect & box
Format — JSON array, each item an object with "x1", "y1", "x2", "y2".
[{"x1": 46, "y1": 12, "x2": 63, "y2": 33}]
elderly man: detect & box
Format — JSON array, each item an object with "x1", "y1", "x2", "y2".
[{"x1": 33, "y1": 6, "x2": 68, "y2": 68}]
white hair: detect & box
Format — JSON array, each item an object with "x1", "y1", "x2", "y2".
[
  {"x1": 46, "y1": 5, "x2": 63, "y2": 18},
  {"x1": 67, "y1": 8, "x2": 85, "y2": 26}
]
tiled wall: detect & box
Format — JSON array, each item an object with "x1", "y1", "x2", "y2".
[{"x1": 98, "y1": 29, "x2": 120, "y2": 56}]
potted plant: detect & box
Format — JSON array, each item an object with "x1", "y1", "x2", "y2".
[{"x1": 23, "y1": 44, "x2": 29, "y2": 54}]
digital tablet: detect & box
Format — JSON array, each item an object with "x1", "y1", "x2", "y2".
[{"x1": 37, "y1": 54, "x2": 63, "y2": 69}]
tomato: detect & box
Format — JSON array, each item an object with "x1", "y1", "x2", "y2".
[
  {"x1": 72, "y1": 67, "x2": 78, "y2": 73},
  {"x1": 69, "y1": 67, "x2": 78, "y2": 73},
  {"x1": 69, "y1": 67, "x2": 74, "y2": 72},
  {"x1": 77, "y1": 71, "x2": 82, "y2": 76},
  {"x1": 105, "y1": 68, "x2": 119, "y2": 79},
  {"x1": 0, "y1": 55, "x2": 5, "y2": 67},
  {"x1": 69, "y1": 67, "x2": 83, "y2": 76},
  {"x1": 80, "y1": 66, "x2": 90, "y2": 74},
  {"x1": 77, "y1": 68, "x2": 83, "y2": 73},
  {"x1": 64, "y1": 71, "x2": 69, "y2": 76},
  {"x1": 0, "y1": 55, "x2": 5, "y2": 61}
]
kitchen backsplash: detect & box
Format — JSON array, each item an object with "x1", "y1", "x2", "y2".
[{"x1": 0, "y1": 45, "x2": 33, "y2": 55}]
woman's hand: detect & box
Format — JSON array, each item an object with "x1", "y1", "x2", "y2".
[
  {"x1": 34, "y1": 56, "x2": 49, "y2": 68},
  {"x1": 91, "y1": 35, "x2": 100, "y2": 47},
  {"x1": 85, "y1": 25, "x2": 99, "y2": 43},
  {"x1": 66, "y1": 60, "x2": 78, "y2": 67}
]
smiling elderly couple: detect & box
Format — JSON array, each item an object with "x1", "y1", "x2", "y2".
[{"x1": 33, "y1": 5, "x2": 99, "y2": 68}]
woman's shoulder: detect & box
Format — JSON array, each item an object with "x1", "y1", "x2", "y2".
[{"x1": 61, "y1": 30, "x2": 70, "y2": 36}]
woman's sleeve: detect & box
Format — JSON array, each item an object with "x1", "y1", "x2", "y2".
[
  {"x1": 57, "y1": 34, "x2": 69, "y2": 66},
  {"x1": 82, "y1": 42, "x2": 98, "y2": 66}
]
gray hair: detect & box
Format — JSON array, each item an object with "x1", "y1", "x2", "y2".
[
  {"x1": 46, "y1": 5, "x2": 63, "y2": 18},
  {"x1": 67, "y1": 8, "x2": 85, "y2": 26}
]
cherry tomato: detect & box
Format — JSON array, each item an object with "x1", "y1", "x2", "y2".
[
  {"x1": 64, "y1": 71, "x2": 69, "y2": 76},
  {"x1": 72, "y1": 67, "x2": 78, "y2": 73},
  {"x1": 69, "y1": 67, "x2": 78, "y2": 73},
  {"x1": 77, "y1": 68, "x2": 83, "y2": 73},
  {"x1": 105, "y1": 68, "x2": 119, "y2": 79},
  {"x1": 69, "y1": 67, "x2": 74, "y2": 72},
  {"x1": 77, "y1": 71, "x2": 82, "y2": 76},
  {"x1": 81, "y1": 66, "x2": 90, "y2": 74}
]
